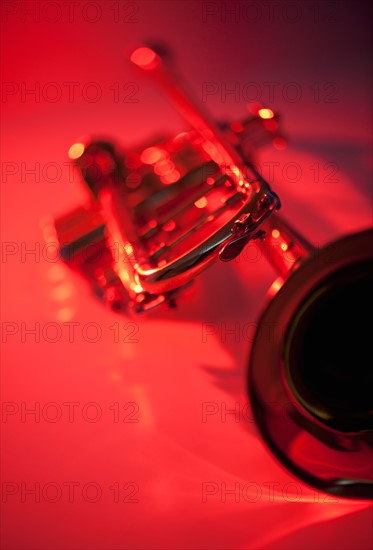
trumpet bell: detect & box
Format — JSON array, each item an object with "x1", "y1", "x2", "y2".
[{"x1": 249, "y1": 228, "x2": 373, "y2": 499}]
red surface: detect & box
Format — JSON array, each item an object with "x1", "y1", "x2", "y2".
[{"x1": 1, "y1": 1, "x2": 372, "y2": 549}]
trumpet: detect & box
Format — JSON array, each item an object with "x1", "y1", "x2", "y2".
[{"x1": 48, "y1": 45, "x2": 373, "y2": 499}]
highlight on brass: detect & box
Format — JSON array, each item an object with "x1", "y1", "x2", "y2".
[{"x1": 47, "y1": 44, "x2": 372, "y2": 499}]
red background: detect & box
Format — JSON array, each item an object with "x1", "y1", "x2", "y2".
[{"x1": 1, "y1": 1, "x2": 372, "y2": 549}]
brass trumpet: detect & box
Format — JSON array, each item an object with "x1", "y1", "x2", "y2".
[{"x1": 48, "y1": 45, "x2": 373, "y2": 499}]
